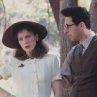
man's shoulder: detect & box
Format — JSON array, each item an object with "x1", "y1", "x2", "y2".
[
  {"x1": 88, "y1": 35, "x2": 97, "y2": 46},
  {"x1": 92, "y1": 34, "x2": 97, "y2": 42}
]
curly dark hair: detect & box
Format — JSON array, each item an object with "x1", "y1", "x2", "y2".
[{"x1": 61, "y1": 6, "x2": 91, "y2": 29}]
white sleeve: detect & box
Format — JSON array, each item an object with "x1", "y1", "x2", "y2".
[
  {"x1": 61, "y1": 46, "x2": 76, "y2": 76},
  {"x1": 51, "y1": 56, "x2": 62, "y2": 82},
  {"x1": 0, "y1": 64, "x2": 11, "y2": 79}
]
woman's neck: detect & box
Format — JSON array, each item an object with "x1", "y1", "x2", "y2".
[{"x1": 26, "y1": 52, "x2": 32, "y2": 58}]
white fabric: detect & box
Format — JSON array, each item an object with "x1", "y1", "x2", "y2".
[{"x1": 0, "y1": 54, "x2": 61, "y2": 97}]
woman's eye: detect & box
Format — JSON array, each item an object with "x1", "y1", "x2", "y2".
[
  {"x1": 26, "y1": 35, "x2": 32, "y2": 39},
  {"x1": 26, "y1": 35, "x2": 30, "y2": 38},
  {"x1": 18, "y1": 38, "x2": 23, "y2": 41}
]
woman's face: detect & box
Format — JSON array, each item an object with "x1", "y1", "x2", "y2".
[{"x1": 17, "y1": 29, "x2": 37, "y2": 55}]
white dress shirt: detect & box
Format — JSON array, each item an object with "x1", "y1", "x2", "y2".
[{"x1": 0, "y1": 54, "x2": 61, "y2": 97}]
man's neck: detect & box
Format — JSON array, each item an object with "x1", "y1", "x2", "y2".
[{"x1": 79, "y1": 30, "x2": 95, "y2": 44}]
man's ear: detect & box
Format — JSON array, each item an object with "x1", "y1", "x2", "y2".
[{"x1": 78, "y1": 22, "x2": 86, "y2": 30}]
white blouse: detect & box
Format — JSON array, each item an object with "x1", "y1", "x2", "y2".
[{"x1": 0, "y1": 54, "x2": 61, "y2": 97}]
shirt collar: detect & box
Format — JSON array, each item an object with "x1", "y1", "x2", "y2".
[{"x1": 81, "y1": 31, "x2": 95, "y2": 50}]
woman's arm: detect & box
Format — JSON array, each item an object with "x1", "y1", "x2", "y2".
[
  {"x1": 52, "y1": 80, "x2": 62, "y2": 97},
  {"x1": 0, "y1": 71, "x2": 12, "y2": 97},
  {"x1": 0, "y1": 88, "x2": 15, "y2": 97},
  {"x1": 0, "y1": 75, "x2": 3, "y2": 80},
  {"x1": 0, "y1": 88, "x2": 12, "y2": 97},
  {"x1": 0, "y1": 64, "x2": 12, "y2": 80}
]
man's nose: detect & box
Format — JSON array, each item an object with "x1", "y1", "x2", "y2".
[{"x1": 64, "y1": 28, "x2": 69, "y2": 34}]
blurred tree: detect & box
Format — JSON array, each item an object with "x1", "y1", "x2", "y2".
[
  {"x1": 90, "y1": 0, "x2": 97, "y2": 33},
  {"x1": 59, "y1": 0, "x2": 78, "y2": 65},
  {"x1": 49, "y1": 0, "x2": 60, "y2": 28},
  {"x1": 49, "y1": 1, "x2": 78, "y2": 97},
  {"x1": 2, "y1": 0, "x2": 59, "y2": 46},
  {"x1": 49, "y1": 0, "x2": 78, "y2": 64},
  {"x1": 0, "y1": 0, "x2": 7, "y2": 30}
]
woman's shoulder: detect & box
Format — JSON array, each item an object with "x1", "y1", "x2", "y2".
[
  {"x1": 10, "y1": 57, "x2": 20, "y2": 62},
  {"x1": 44, "y1": 53, "x2": 57, "y2": 59},
  {"x1": 42, "y1": 54, "x2": 58, "y2": 63},
  {"x1": 9, "y1": 57, "x2": 22, "y2": 66}
]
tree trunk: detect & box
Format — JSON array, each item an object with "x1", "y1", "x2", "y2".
[
  {"x1": 59, "y1": 1, "x2": 78, "y2": 97},
  {"x1": 49, "y1": 0, "x2": 60, "y2": 28},
  {"x1": 49, "y1": 0, "x2": 78, "y2": 64},
  {"x1": 90, "y1": 0, "x2": 97, "y2": 33},
  {"x1": 49, "y1": 1, "x2": 78, "y2": 97},
  {"x1": 59, "y1": 0, "x2": 78, "y2": 64}
]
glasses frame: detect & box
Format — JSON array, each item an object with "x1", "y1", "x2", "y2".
[{"x1": 63, "y1": 24, "x2": 75, "y2": 29}]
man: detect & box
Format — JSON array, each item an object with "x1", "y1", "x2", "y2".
[{"x1": 61, "y1": 6, "x2": 97, "y2": 97}]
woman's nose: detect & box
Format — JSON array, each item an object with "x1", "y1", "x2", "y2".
[{"x1": 23, "y1": 38, "x2": 28, "y2": 44}]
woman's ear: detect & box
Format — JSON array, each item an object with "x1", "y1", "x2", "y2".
[{"x1": 36, "y1": 34, "x2": 39, "y2": 42}]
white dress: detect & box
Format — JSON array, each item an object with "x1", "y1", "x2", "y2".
[{"x1": 0, "y1": 54, "x2": 61, "y2": 97}]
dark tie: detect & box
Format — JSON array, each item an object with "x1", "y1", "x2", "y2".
[{"x1": 78, "y1": 44, "x2": 84, "y2": 59}]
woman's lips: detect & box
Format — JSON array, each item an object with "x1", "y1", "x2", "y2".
[{"x1": 25, "y1": 45, "x2": 30, "y2": 49}]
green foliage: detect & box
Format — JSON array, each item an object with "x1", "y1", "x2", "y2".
[{"x1": 1, "y1": 0, "x2": 59, "y2": 45}]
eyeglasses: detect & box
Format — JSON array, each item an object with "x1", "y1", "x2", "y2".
[{"x1": 63, "y1": 24, "x2": 75, "y2": 29}]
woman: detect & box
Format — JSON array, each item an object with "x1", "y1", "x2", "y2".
[{"x1": 0, "y1": 21, "x2": 62, "y2": 97}]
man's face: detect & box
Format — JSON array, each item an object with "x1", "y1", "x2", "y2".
[{"x1": 64, "y1": 17, "x2": 82, "y2": 41}]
